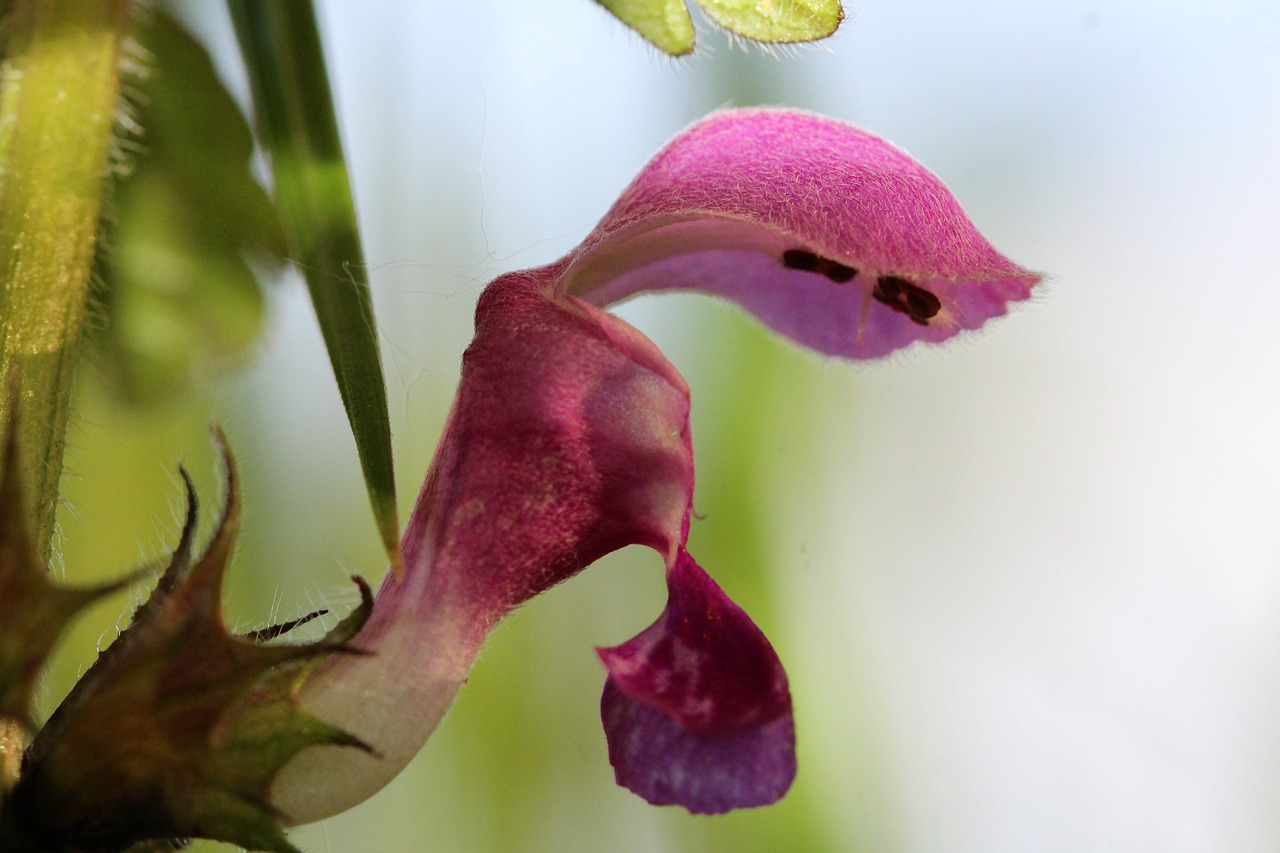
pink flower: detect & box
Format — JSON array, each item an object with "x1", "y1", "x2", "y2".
[{"x1": 271, "y1": 108, "x2": 1040, "y2": 823}]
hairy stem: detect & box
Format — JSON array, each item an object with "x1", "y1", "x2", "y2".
[{"x1": 0, "y1": 0, "x2": 132, "y2": 561}]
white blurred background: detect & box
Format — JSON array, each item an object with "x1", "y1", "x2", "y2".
[{"x1": 63, "y1": 1, "x2": 1280, "y2": 850}]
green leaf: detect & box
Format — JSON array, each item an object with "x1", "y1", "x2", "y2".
[
  {"x1": 595, "y1": 0, "x2": 844, "y2": 52},
  {"x1": 227, "y1": 0, "x2": 402, "y2": 574},
  {"x1": 594, "y1": 0, "x2": 696, "y2": 55},
  {"x1": 92, "y1": 10, "x2": 285, "y2": 405},
  {"x1": 694, "y1": 0, "x2": 844, "y2": 43}
]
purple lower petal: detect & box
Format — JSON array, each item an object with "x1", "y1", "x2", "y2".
[
  {"x1": 600, "y1": 679, "x2": 796, "y2": 814},
  {"x1": 597, "y1": 549, "x2": 795, "y2": 813}
]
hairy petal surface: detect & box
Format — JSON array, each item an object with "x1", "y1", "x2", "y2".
[
  {"x1": 599, "y1": 549, "x2": 795, "y2": 813},
  {"x1": 563, "y1": 108, "x2": 1041, "y2": 359}
]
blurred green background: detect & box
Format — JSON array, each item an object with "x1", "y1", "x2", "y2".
[{"x1": 39, "y1": 1, "x2": 1280, "y2": 851}]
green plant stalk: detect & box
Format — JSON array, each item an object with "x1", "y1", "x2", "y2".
[
  {"x1": 227, "y1": 0, "x2": 402, "y2": 574},
  {"x1": 0, "y1": 0, "x2": 132, "y2": 562}
]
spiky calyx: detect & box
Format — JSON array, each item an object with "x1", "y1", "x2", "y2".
[{"x1": 0, "y1": 432, "x2": 371, "y2": 852}]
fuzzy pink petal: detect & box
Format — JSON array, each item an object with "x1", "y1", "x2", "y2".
[
  {"x1": 598, "y1": 549, "x2": 795, "y2": 813},
  {"x1": 562, "y1": 108, "x2": 1040, "y2": 359}
]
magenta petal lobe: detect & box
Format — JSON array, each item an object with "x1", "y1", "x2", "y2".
[{"x1": 598, "y1": 549, "x2": 796, "y2": 813}]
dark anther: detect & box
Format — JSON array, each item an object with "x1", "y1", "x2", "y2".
[
  {"x1": 873, "y1": 275, "x2": 942, "y2": 325},
  {"x1": 781, "y1": 248, "x2": 857, "y2": 283},
  {"x1": 782, "y1": 248, "x2": 820, "y2": 272}
]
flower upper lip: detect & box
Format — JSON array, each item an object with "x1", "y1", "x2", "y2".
[{"x1": 564, "y1": 107, "x2": 1040, "y2": 359}]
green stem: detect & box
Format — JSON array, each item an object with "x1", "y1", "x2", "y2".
[{"x1": 0, "y1": 0, "x2": 132, "y2": 562}]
